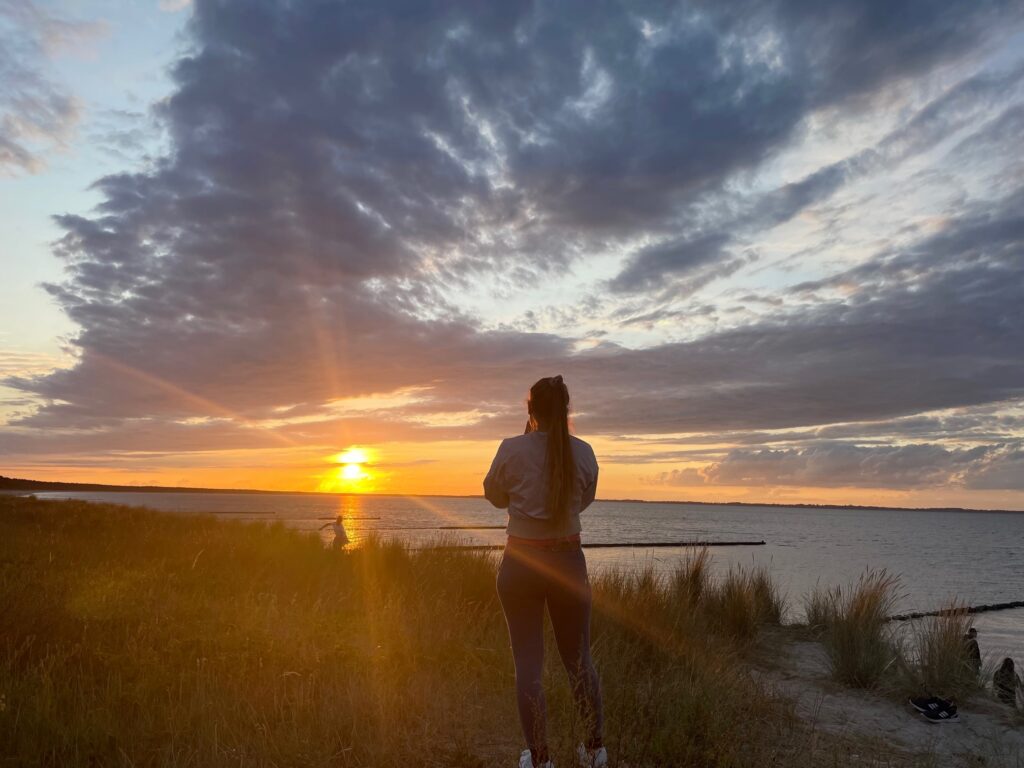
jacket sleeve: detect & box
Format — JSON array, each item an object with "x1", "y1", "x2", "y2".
[
  {"x1": 483, "y1": 440, "x2": 511, "y2": 509},
  {"x1": 580, "y1": 447, "x2": 599, "y2": 512}
]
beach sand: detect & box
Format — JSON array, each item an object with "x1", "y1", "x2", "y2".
[{"x1": 758, "y1": 629, "x2": 1024, "y2": 766}]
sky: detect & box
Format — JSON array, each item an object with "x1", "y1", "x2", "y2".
[{"x1": 2, "y1": 0, "x2": 1024, "y2": 509}]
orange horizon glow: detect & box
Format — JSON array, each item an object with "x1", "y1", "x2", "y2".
[{"x1": 6, "y1": 435, "x2": 1024, "y2": 512}]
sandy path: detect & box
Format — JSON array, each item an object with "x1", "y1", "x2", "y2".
[{"x1": 757, "y1": 631, "x2": 1024, "y2": 766}]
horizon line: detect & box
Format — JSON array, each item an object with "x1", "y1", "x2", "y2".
[{"x1": 3, "y1": 475, "x2": 1022, "y2": 515}]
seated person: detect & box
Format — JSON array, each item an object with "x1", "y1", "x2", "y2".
[{"x1": 993, "y1": 658, "x2": 1021, "y2": 708}]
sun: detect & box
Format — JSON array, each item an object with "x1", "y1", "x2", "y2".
[
  {"x1": 317, "y1": 446, "x2": 375, "y2": 492},
  {"x1": 335, "y1": 448, "x2": 369, "y2": 465},
  {"x1": 340, "y1": 463, "x2": 366, "y2": 481}
]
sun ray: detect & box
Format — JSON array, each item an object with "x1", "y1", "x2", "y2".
[{"x1": 91, "y1": 351, "x2": 300, "y2": 446}]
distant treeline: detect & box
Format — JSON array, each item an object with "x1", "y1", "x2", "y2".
[
  {"x1": 1, "y1": 475, "x2": 1021, "y2": 514},
  {"x1": 0, "y1": 476, "x2": 271, "y2": 495}
]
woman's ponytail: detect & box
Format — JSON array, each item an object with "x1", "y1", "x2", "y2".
[{"x1": 529, "y1": 375, "x2": 577, "y2": 529}]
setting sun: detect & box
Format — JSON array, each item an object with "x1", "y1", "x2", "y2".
[
  {"x1": 316, "y1": 446, "x2": 375, "y2": 492},
  {"x1": 334, "y1": 448, "x2": 370, "y2": 465},
  {"x1": 340, "y1": 463, "x2": 366, "y2": 481}
]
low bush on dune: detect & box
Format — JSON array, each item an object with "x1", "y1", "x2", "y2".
[{"x1": 0, "y1": 495, "x2": 816, "y2": 767}]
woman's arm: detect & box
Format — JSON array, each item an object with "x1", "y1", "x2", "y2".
[
  {"x1": 579, "y1": 445, "x2": 599, "y2": 512},
  {"x1": 483, "y1": 440, "x2": 511, "y2": 509},
  {"x1": 581, "y1": 467, "x2": 598, "y2": 511}
]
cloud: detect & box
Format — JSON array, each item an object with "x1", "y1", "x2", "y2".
[
  {"x1": 0, "y1": 0, "x2": 103, "y2": 175},
  {"x1": 2, "y1": 0, "x2": 1023, "y2": 499},
  {"x1": 963, "y1": 446, "x2": 1024, "y2": 490},
  {"x1": 650, "y1": 441, "x2": 1024, "y2": 491},
  {"x1": 158, "y1": 0, "x2": 192, "y2": 12}
]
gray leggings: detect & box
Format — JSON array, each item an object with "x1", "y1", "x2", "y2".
[{"x1": 496, "y1": 543, "x2": 604, "y2": 752}]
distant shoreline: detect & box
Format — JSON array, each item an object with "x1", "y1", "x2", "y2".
[{"x1": 3, "y1": 474, "x2": 1022, "y2": 515}]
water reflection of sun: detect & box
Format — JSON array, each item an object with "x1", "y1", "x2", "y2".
[{"x1": 318, "y1": 447, "x2": 375, "y2": 492}]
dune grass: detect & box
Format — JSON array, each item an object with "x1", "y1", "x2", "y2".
[
  {"x1": 899, "y1": 604, "x2": 984, "y2": 700},
  {"x1": 804, "y1": 574, "x2": 995, "y2": 702},
  {"x1": 809, "y1": 571, "x2": 902, "y2": 689},
  {"x1": 0, "y1": 494, "x2": 832, "y2": 767},
  {"x1": 802, "y1": 584, "x2": 840, "y2": 636}
]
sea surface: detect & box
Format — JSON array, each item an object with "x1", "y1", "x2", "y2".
[{"x1": 16, "y1": 490, "x2": 1024, "y2": 662}]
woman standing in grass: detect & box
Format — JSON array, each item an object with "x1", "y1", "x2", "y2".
[{"x1": 484, "y1": 376, "x2": 606, "y2": 768}]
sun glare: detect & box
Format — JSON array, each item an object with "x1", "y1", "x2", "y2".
[
  {"x1": 317, "y1": 446, "x2": 375, "y2": 492},
  {"x1": 340, "y1": 463, "x2": 366, "y2": 481},
  {"x1": 335, "y1": 448, "x2": 369, "y2": 465}
]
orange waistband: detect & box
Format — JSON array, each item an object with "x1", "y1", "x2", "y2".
[{"x1": 506, "y1": 533, "x2": 582, "y2": 551}]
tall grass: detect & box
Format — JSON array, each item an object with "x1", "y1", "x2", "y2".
[
  {"x1": 803, "y1": 584, "x2": 840, "y2": 635},
  {"x1": 700, "y1": 565, "x2": 786, "y2": 641},
  {"x1": 807, "y1": 579, "x2": 992, "y2": 701},
  {"x1": 816, "y1": 571, "x2": 901, "y2": 689},
  {"x1": 0, "y1": 495, "x2": 821, "y2": 767},
  {"x1": 748, "y1": 565, "x2": 786, "y2": 626},
  {"x1": 900, "y1": 604, "x2": 982, "y2": 700}
]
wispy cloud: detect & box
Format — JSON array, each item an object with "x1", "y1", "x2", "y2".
[{"x1": 0, "y1": 0, "x2": 105, "y2": 174}]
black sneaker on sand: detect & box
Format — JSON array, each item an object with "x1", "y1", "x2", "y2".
[
  {"x1": 909, "y1": 696, "x2": 957, "y2": 716},
  {"x1": 921, "y1": 707, "x2": 960, "y2": 723}
]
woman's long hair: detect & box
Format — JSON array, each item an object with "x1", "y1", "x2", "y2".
[{"x1": 527, "y1": 375, "x2": 576, "y2": 528}]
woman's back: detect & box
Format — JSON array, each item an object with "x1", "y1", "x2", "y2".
[{"x1": 484, "y1": 430, "x2": 599, "y2": 538}]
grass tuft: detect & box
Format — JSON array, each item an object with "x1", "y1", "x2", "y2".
[
  {"x1": 900, "y1": 603, "x2": 983, "y2": 700},
  {"x1": 819, "y1": 570, "x2": 901, "y2": 689},
  {"x1": 803, "y1": 584, "x2": 840, "y2": 635}
]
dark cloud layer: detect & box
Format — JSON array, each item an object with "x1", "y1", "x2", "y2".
[
  {"x1": 4, "y1": 0, "x2": 1024, "y2": 495},
  {"x1": 650, "y1": 441, "x2": 1024, "y2": 491}
]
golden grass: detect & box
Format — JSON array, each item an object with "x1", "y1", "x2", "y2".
[
  {"x1": 803, "y1": 584, "x2": 840, "y2": 636},
  {"x1": 805, "y1": 577, "x2": 991, "y2": 702},
  {"x1": 0, "y1": 495, "x2": 914, "y2": 767},
  {"x1": 898, "y1": 604, "x2": 985, "y2": 700},
  {"x1": 811, "y1": 571, "x2": 902, "y2": 689}
]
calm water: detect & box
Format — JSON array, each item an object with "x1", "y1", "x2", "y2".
[{"x1": 18, "y1": 490, "x2": 1024, "y2": 660}]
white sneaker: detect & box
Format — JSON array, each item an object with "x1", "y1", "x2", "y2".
[
  {"x1": 519, "y1": 748, "x2": 555, "y2": 768},
  {"x1": 576, "y1": 743, "x2": 608, "y2": 768}
]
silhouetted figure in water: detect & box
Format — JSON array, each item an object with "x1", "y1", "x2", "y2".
[
  {"x1": 319, "y1": 515, "x2": 349, "y2": 548},
  {"x1": 993, "y1": 658, "x2": 1022, "y2": 708},
  {"x1": 963, "y1": 627, "x2": 981, "y2": 677}
]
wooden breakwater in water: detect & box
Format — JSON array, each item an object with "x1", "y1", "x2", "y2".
[
  {"x1": 431, "y1": 540, "x2": 766, "y2": 551},
  {"x1": 888, "y1": 600, "x2": 1024, "y2": 622}
]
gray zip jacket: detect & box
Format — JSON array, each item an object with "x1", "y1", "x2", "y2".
[{"x1": 483, "y1": 431, "x2": 599, "y2": 538}]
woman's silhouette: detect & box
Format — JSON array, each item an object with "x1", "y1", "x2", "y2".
[{"x1": 484, "y1": 376, "x2": 606, "y2": 768}]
